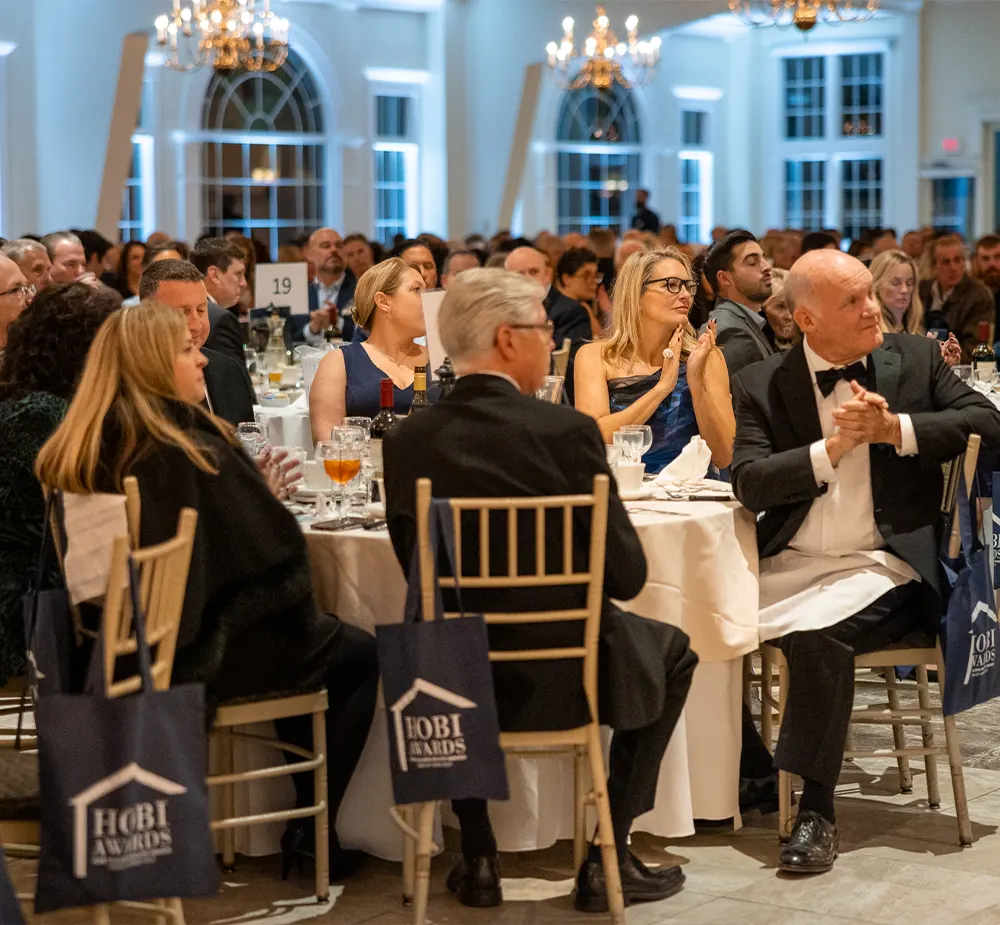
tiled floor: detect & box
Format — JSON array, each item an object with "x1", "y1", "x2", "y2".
[{"x1": 19, "y1": 685, "x2": 1000, "y2": 924}]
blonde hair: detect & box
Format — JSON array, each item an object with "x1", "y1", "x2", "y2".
[
  {"x1": 36, "y1": 302, "x2": 236, "y2": 493},
  {"x1": 871, "y1": 249, "x2": 925, "y2": 335},
  {"x1": 351, "y1": 257, "x2": 418, "y2": 330},
  {"x1": 602, "y1": 248, "x2": 699, "y2": 369}
]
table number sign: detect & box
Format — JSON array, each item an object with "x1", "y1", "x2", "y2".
[{"x1": 255, "y1": 262, "x2": 309, "y2": 316}]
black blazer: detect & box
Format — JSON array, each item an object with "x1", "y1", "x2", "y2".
[
  {"x1": 918, "y1": 276, "x2": 995, "y2": 363},
  {"x1": 545, "y1": 287, "x2": 591, "y2": 403},
  {"x1": 204, "y1": 300, "x2": 246, "y2": 368},
  {"x1": 731, "y1": 334, "x2": 1000, "y2": 604},
  {"x1": 384, "y1": 374, "x2": 685, "y2": 733},
  {"x1": 202, "y1": 347, "x2": 256, "y2": 427},
  {"x1": 297, "y1": 271, "x2": 358, "y2": 343},
  {"x1": 707, "y1": 298, "x2": 775, "y2": 382}
]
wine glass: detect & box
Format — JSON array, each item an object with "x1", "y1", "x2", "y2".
[
  {"x1": 237, "y1": 421, "x2": 269, "y2": 459},
  {"x1": 343, "y1": 417, "x2": 374, "y2": 511},
  {"x1": 317, "y1": 427, "x2": 365, "y2": 519},
  {"x1": 619, "y1": 425, "x2": 652, "y2": 463}
]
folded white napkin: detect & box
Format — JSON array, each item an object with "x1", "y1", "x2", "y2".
[
  {"x1": 313, "y1": 492, "x2": 334, "y2": 519},
  {"x1": 62, "y1": 493, "x2": 129, "y2": 605},
  {"x1": 654, "y1": 436, "x2": 712, "y2": 485}
]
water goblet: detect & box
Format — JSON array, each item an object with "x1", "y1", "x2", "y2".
[
  {"x1": 342, "y1": 417, "x2": 374, "y2": 509},
  {"x1": 236, "y1": 421, "x2": 269, "y2": 459},
  {"x1": 318, "y1": 427, "x2": 365, "y2": 519},
  {"x1": 618, "y1": 424, "x2": 653, "y2": 464}
]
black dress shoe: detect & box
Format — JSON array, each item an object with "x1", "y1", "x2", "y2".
[
  {"x1": 625, "y1": 851, "x2": 685, "y2": 884},
  {"x1": 740, "y1": 773, "x2": 780, "y2": 815},
  {"x1": 449, "y1": 855, "x2": 502, "y2": 908},
  {"x1": 779, "y1": 810, "x2": 839, "y2": 874},
  {"x1": 574, "y1": 853, "x2": 684, "y2": 913}
]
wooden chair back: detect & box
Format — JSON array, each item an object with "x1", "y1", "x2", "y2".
[
  {"x1": 99, "y1": 509, "x2": 197, "y2": 699},
  {"x1": 415, "y1": 475, "x2": 609, "y2": 726},
  {"x1": 945, "y1": 433, "x2": 981, "y2": 558},
  {"x1": 551, "y1": 338, "x2": 571, "y2": 378},
  {"x1": 123, "y1": 475, "x2": 141, "y2": 548}
]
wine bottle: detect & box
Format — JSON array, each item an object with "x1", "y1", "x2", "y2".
[
  {"x1": 972, "y1": 321, "x2": 995, "y2": 383},
  {"x1": 410, "y1": 365, "x2": 430, "y2": 414},
  {"x1": 369, "y1": 377, "x2": 400, "y2": 475}
]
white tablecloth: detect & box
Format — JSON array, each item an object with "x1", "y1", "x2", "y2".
[
  {"x1": 296, "y1": 499, "x2": 759, "y2": 860},
  {"x1": 255, "y1": 399, "x2": 313, "y2": 457}
]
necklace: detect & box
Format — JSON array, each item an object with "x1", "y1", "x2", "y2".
[{"x1": 365, "y1": 340, "x2": 417, "y2": 367}]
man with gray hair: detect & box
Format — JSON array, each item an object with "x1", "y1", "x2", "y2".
[
  {"x1": 1, "y1": 239, "x2": 50, "y2": 295},
  {"x1": 41, "y1": 231, "x2": 87, "y2": 285},
  {"x1": 384, "y1": 268, "x2": 696, "y2": 914}
]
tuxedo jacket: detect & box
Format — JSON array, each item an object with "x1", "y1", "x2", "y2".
[
  {"x1": 384, "y1": 374, "x2": 687, "y2": 733},
  {"x1": 708, "y1": 299, "x2": 775, "y2": 382},
  {"x1": 545, "y1": 287, "x2": 591, "y2": 402},
  {"x1": 297, "y1": 271, "x2": 358, "y2": 343},
  {"x1": 918, "y1": 276, "x2": 994, "y2": 363},
  {"x1": 731, "y1": 334, "x2": 1000, "y2": 603},
  {"x1": 202, "y1": 347, "x2": 256, "y2": 427},
  {"x1": 205, "y1": 300, "x2": 246, "y2": 368}
]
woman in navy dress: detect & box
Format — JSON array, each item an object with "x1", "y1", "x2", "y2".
[
  {"x1": 575, "y1": 247, "x2": 734, "y2": 475},
  {"x1": 309, "y1": 258, "x2": 427, "y2": 442}
]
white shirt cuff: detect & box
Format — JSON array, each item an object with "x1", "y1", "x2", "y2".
[
  {"x1": 896, "y1": 413, "x2": 918, "y2": 456},
  {"x1": 809, "y1": 438, "x2": 837, "y2": 486},
  {"x1": 303, "y1": 326, "x2": 327, "y2": 347}
]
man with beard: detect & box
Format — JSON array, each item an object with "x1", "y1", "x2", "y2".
[
  {"x1": 974, "y1": 234, "x2": 1000, "y2": 340},
  {"x1": 705, "y1": 230, "x2": 776, "y2": 382},
  {"x1": 303, "y1": 227, "x2": 357, "y2": 345}
]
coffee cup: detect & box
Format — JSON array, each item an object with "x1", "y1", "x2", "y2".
[{"x1": 614, "y1": 462, "x2": 645, "y2": 494}]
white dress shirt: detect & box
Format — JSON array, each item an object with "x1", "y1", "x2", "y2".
[
  {"x1": 304, "y1": 274, "x2": 348, "y2": 347},
  {"x1": 757, "y1": 336, "x2": 922, "y2": 641}
]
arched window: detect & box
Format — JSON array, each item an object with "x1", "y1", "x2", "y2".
[
  {"x1": 201, "y1": 50, "x2": 325, "y2": 258},
  {"x1": 555, "y1": 84, "x2": 641, "y2": 235}
]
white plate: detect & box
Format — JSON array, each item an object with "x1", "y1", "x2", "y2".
[
  {"x1": 618, "y1": 484, "x2": 657, "y2": 501},
  {"x1": 292, "y1": 488, "x2": 330, "y2": 501}
]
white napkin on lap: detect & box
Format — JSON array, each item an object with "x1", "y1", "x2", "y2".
[{"x1": 654, "y1": 436, "x2": 712, "y2": 485}]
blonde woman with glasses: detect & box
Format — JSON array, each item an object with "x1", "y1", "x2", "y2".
[{"x1": 574, "y1": 247, "x2": 735, "y2": 473}]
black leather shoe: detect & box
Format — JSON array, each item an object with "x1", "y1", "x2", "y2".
[
  {"x1": 574, "y1": 854, "x2": 684, "y2": 913},
  {"x1": 624, "y1": 851, "x2": 685, "y2": 884},
  {"x1": 779, "y1": 810, "x2": 839, "y2": 874},
  {"x1": 740, "y1": 773, "x2": 780, "y2": 815},
  {"x1": 451, "y1": 855, "x2": 502, "y2": 908}
]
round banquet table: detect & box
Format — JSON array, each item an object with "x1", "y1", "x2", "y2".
[
  {"x1": 254, "y1": 397, "x2": 313, "y2": 457},
  {"x1": 296, "y1": 497, "x2": 760, "y2": 861}
]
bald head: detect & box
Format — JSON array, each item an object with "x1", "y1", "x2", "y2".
[
  {"x1": 787, "y1": 249, "x2": 882, "y2": 365},
  {"x1": 504, "y1": 247, "x2": 552, "y2": 287},
  {"x1": 307, "y1": 227, "x2": 345, "y2": 279}
]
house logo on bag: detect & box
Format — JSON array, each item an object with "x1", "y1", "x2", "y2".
[
  {"x1": 389, "y1": 679, "x2": 476, "y2": 772},
  {"x1": 69, "y1": 762, "x2": 187, "y2": 878},
  {"x1": 965, "y1": 601, "x2": 999, "y2": 685}
]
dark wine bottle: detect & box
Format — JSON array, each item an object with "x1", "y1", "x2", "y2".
[
  {"x1": 409, "y1": 365, "x2": 430, "y2": 414},
  {"x1": 370, "y1": 377, "x2": 400, "y2": 475},
  {"x1": 972, "y1": 320, "x2": 995, "y2": 383}
]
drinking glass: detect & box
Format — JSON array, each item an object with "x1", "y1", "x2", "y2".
[
  {"x1": 272, "y1": 446, "x2": 306, "y2": 498},
  {"x1": 236, "y1": 421, "x2": 269, "y2": 458},
  {"x1": 342, "y1": 417, "x2": 374, "y2": 511},
  {"x1": 605, "y1": 445, "x2": 621, "y2": 471},
  {"x1": 953, "y1": 364, "x2": 973, "y2": 385},
  {"x1": 973, "y1": 365, "x2": 995, "y2": 393},
  {"x1": 535, "y1": 376, "x2": 565, "y2": 403},
  {"x1": 317, "y1": 427, "x2": 365, "y2": 518},
  {"x1": 614, "y1": 425, "x2": 653, "y2": 464}
]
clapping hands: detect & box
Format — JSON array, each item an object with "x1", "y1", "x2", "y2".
[{"x1": 831, "y1": 381, "x2": 901, "y2": 449}]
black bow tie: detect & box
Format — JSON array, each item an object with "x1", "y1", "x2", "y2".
[{"x1": 815, "y1": 361, "x2": 867, "y2": 398}]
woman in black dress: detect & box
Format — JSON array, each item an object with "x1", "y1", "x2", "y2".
[{"x1": 36, "y1": 302, "x2": 378, "y2": 879}]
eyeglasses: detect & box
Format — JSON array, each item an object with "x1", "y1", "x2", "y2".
[
  {"x1": 576, "y1": 271, "x2": 604, "y2": 285},
  {"x1": 646, "y1": 276, "x2": 698, "y2": 296},
  {"x1": 0, "y1": 284, "x2": 35, "y2": 301},
  {"x1": 510, "y1": 320, "x2": 555, "y2": 335}
]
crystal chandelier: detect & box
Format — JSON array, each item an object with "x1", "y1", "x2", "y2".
[
  {"x1": 154, "y1": 0, "x2": 290, "y2": 73},
  {"x1": 729, "y1": 0, "x2": 879, "y2": 32},
  {"x1": 545, "y1": 6, "x2": 661, "y2": 90}
]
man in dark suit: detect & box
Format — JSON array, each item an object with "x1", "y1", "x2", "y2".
[
  {"x1": 191, "y1": 238, "x2": 249, "y2": 367},
  {"x1": 919, "y1": 233, "x2": 995, "y2": 362},
  {"x1": 385, "y1": 268, "x2": 697, "y2": 914},
  {"x1": 705, "y1": 230, "x2": 775, "y2": 382},
  {"x1": 631, "y1": 189, "x2": 661, "y2": 234},
  {"x1": 731, "y1": 249, "x2": 1000, "y2": 874},
  {"x1": 303, "y1": 227, "x2": 357, "y2": 344},
  {"x1": 139, "y1": 259, "x2": 256, "y2": 426}
]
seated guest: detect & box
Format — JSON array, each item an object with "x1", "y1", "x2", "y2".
[
  {"x1": 309, "y1": 258, "x2": 426, "y2": 440},
  {"x1": 763, "y1": 268, "x2": 801, "y2": 352},
  {"x1": 191, "y1": 237, "x2": 249, "y2": 365},
  {"x1": 901, "y1": 229, "x2": 925, "y2": 262},
  {"x1": 973, "y1": 233, "x2": 1000, "y2": 334},
  {"x1": 575, "y1": 248, "x2": 734, "y2": 474},
  {"x1": 731, "y1": 248, "x2": 1000, "y2": 874},
  {"x1": 688, "y1": 249, "x2": 714, "y2": 330},
  {"x1": 440, "y1": 250, "x2": 483, "y2": 289},
  {"x1": 305, "y1": 228, "x2": 357, "y2": 346},
  {"x1": 0, "y1": 282, "x2": 120, "y2": 687},
  {"x1": 1, "y1": 239, "x2": 51, "y2": 295},
  {"x1": 139, "y1": 259, "x2": 256, "y2": 426},
  {"x1": 393, "y1": 239, "x2": 439, "y2": 290},
  {"x1": 0, "y1": 255, "x2": 31, "y2": 354},
  {"x1": 35, "y1": 302, "x2": 378, "y2": 879},
  {"x1": 121, "y1": 240, "x2": 189, "y2": 308},
  {"x1": 705, "y1": 230, "x2": 775, "y2": 381},
  {"x1": 801, "y1": 232, "x2": 838, "y2": 255},
  {"x1": 113, "y1": 240, "x2": 145, "y2": 299},
  {"x1": 384, "y1": 268, "x2": 697, "y2": 912},
  {"x1": 42, "y1": 231, "x2": 87, "y2": 285},
  {"x1": 918, "y1": 234, "x2": 994, "y2": 362},
  {"x1": 76, "y1": 230, "x2": 115, "y2": 281},
  {"x1": 556, "y1": 246, "x2": 604, "y2": 341},
  {"x1": 342, "y1": 233, "x2": 375, "y2": 280}
]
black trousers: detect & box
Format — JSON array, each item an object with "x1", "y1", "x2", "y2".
[
  {"x1": 270, "y1": 621, "x2": 379, "y2": 830},
  {"x1": 773, "y1": 582, "x2": 931, "y2": 789},
  {"x1": 453, "y1": 632, "x2": 698, "y2": 860}
]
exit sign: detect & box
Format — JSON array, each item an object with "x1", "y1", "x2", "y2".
[{"x1": 941, "y1": 137, "x2": 962, "y2": 155}]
